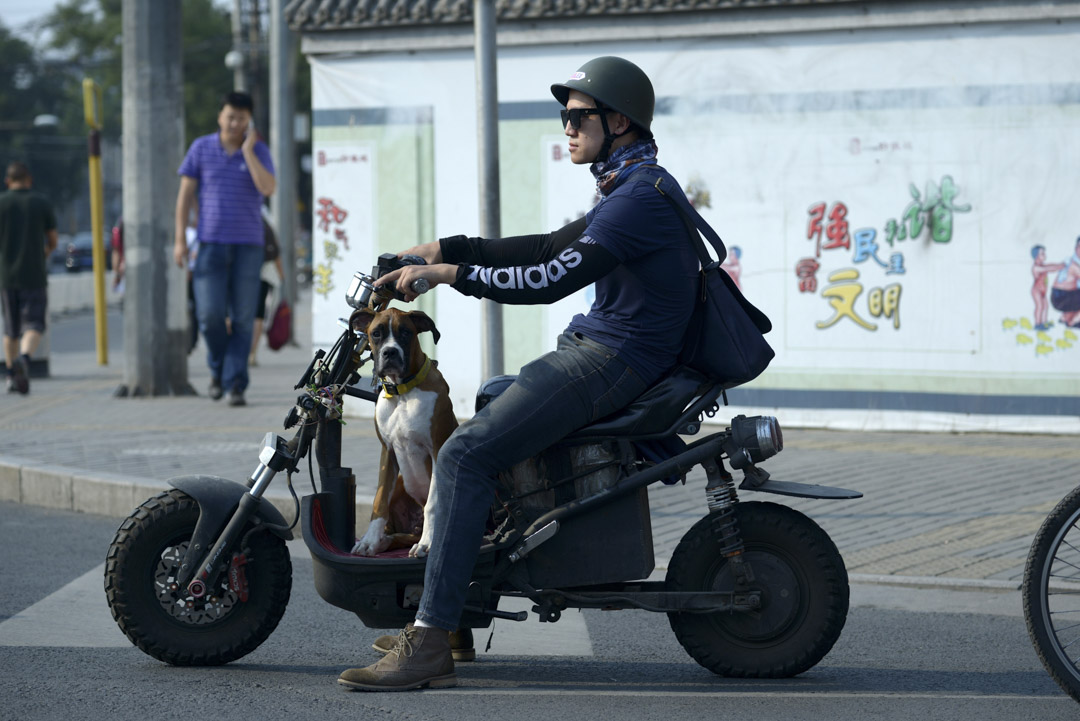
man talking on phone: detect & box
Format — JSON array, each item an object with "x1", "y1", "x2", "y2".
[{"x1": 174, "y1": 91, "x2": 276, "y2": 406}]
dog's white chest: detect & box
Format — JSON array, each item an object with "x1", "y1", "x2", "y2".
[{"x1": 376, "y1": 390, "x2": 439, "y2": 498}]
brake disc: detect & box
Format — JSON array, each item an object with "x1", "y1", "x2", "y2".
[{"x1": 154, "y1": 541, "x2": 239, "y2": 625}]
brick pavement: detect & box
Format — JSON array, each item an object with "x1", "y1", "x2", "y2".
[{"x1": 3, "y1": 289, "x2": 1079, "y2": 588}]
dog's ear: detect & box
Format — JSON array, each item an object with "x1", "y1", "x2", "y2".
[
  {"x1": 350, "y1": 308, "x2": 378, "y2": 334},
  {"x1": 407, "y1": 311, "x2": 441, "y2": 344}
]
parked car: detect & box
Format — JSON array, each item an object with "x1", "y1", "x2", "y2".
[
  {"x1": 62, "y1": 231, "x2": 112, "y2": 273},
  {"x1": 48, "y1": 234, "x2": 72, "y2": 273}
]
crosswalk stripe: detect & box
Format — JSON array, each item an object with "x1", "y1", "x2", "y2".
[
  {"x1": 0, "y1": 564, "x2": 129, "y2": 647},
  {"x1": 283, "y1": 541, "x2": 594, "y2": 657},
  {"x1": 1, "y1": 548, "x2": 594, "y2": 656}
]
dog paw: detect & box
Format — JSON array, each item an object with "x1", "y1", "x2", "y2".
[
  {"x1": 408, "y1": 541, "x2": 430, "y2": 558},
  {"x1": 352, "y1": 532, "x2": 391, "y2": 557}
]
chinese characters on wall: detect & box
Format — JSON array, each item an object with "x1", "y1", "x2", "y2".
[
  {"x1": 796, "y1": 175, "x2": 972, "y2": 332},
  {"x1": 314, "y1": 196, "x2": 348, "y2": 300}
]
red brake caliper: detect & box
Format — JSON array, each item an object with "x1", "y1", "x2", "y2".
[{"x1": 228, "y1": 553, "x2": 249, "y2": 602}]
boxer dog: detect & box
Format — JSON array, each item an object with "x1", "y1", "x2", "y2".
[{"x1": 350, "y1": 308, "x2": 457, "y2": 558}]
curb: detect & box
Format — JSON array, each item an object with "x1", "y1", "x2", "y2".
[
  {"x1": 0, "y1": 455, "x2": 375, "y2": 538},
  {"x1": 847, "y1": 572, "x2": 1020, "y2": 593},
  {"x1": 2, "y1": 451, "x2": 1020, "y2": 594}
]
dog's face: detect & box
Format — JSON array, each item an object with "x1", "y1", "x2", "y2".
[{"x1": 353, "y1": 308, "x2": 440, "y2": 383}]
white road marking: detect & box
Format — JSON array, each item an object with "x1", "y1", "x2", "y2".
[
  {"x1": 474, "y1": 597, "x2": 593, "y2": 657},
  {"x1": 0, "y1": 564, "x2": 130, "y2": 647},
  {"x1": 286, "y1": 540, "x2": 594, "y2": 657},
  {"x1": 425, "y1": 690, "x2": 1066, "y2": 700},
  {"x1": 1, "y1": 551, "x2": 593, "y2": 656}
]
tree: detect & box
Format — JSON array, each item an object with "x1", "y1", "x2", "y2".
[
  {"x1": 42, "y1": 0, "x2": 235, "y2": 146},
  {"x1": 0, "y1": 20, "x2": 86, "y2": 217}
]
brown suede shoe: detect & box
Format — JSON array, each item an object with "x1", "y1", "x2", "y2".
[
  {"x1": 340, "y1": 624, "x2": 456, "y2": 691},
  {"x1": 372, "y1": 627, "x2": 476, "y2": 662}
]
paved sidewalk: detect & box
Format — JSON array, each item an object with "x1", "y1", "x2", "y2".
[{"x1": 3, "y1": 289, "x2": 1078, "y2": 590}]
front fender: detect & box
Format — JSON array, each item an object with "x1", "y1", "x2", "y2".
[{"x1": 169, "y1": 475, "x2": 294, "y2": 573}]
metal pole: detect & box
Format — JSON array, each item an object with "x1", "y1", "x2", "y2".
[
  {"x1": 269, "y1": 0, "x2": 297, "y2": 323},
  {"x1": 82, "y1": 78, "x2": 107, "y2": 365},
  {"x1": 232, "y1": 0, "x2": 247, "y2": 91},
  {"x1": 474, "y1": 0, "x2": 503, "y2": 378},
  {"x1": 120, "y1": 0, "x2": 191, "y2": 396}
]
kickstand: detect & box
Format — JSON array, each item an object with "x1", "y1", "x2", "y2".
[{"x1": 485, "y1": 624, "x2": 495, "y2": 653}]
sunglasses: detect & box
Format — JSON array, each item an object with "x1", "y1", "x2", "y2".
[{"x1": 560, "y1": 107, "x2": 605, "y2": 130}]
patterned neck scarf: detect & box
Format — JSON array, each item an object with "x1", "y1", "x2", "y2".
[{"x1": 591, "y1": 139, "x2": 659, "y2": 197}]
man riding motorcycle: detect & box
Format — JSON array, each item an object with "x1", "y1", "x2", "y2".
[{"x1": 339, "y1": 56, "x2": 702, "y2": 691}]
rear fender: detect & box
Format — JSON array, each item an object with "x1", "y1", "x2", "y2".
[{"x1": 169, "y1": 475, "x2": 293, "y2": 574}]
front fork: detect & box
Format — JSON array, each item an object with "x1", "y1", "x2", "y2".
[
  {"x1": 702, "y1": 457, "x2": 756, "y2": 591},
  {"x1": 181, "y1": 433, "x2": 297, "y2": 598}
]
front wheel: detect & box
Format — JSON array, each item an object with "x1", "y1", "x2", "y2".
[
  {"x1": 1023, "y1": 484, "x2": 1080, "y2": 702},
  {"x1": 104, "y1": 489, "x2": 292, "y2": 665},
  {"x1": 666, "y1": 501, "x2": 849, "y2": 678}
]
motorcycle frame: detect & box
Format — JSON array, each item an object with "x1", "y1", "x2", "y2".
[{"x1": 174, "y1": 262, "x2": 861, "y2": 627}]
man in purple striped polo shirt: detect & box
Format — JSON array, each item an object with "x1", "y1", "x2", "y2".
[{"x1": 174, "y1": 92, "x2": 276, "y2": 406}]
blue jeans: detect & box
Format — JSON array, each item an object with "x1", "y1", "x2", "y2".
[
  {"x1": 192, "y1": 242, "x2": 263, "y2": 393},
  {"x1": 416, "y1": 331, "x2": 649, "y2": 631}
]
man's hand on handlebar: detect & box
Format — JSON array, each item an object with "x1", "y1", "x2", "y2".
[
  {"x1": 375, "y1": 263, "x2": 457, "y2": 303},
  {"x1": 396, "y1": 241, "x2": 442, "y2": 266}
]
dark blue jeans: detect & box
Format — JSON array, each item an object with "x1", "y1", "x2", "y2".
[
  {"x1": 415, "y1": 331, "x2": 649, "y2": 631},
  {"x1": 192, "y1": 242, "x2": 263, "y2": 393}
]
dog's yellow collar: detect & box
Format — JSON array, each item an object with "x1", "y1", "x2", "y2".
[{"x1": 381, "y1": 357, "x2": 432, "y2": 398}]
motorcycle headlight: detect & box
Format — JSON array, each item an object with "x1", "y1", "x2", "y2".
[
  {"x1": 729, "y1": 415, "x2": 783, "y2": 467},
  {"x1": 345, "y1": 271, "x2": 372, "y2": 310}
]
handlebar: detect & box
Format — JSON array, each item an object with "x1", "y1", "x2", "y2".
[{"x1": 345, "y1": 253, "x2": 427, "y2": 310}]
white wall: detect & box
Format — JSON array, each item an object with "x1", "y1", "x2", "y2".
[{"x1": 309, "y1": 20, "x2": 1080, "y2": 432}]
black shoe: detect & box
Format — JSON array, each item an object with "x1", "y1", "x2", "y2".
[
  {"x1": 208, "y1": 378, "x2": 223, "y2": 400},
  {"x1": 227, "y1": 389, "x2": 246, "y2": 407},
  {"x1": 10, "y1": 356, "x2": 29, "y2": 394}
]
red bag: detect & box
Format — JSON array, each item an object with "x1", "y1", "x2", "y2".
[{"x1": 266, "y1": 300, "x2": 291, "y2": 351}]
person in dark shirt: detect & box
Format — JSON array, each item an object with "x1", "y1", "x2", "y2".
[
  {"x1": 338, "y1": 56, "x2": 699, "y2": 692},
  {"x1": 0, "y1": 162, "x2": 58, "y2": 394}
]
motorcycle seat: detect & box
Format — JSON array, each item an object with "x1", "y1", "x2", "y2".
[{"x1": 474, "y1": 365, "x2": 719, "y2": 441}]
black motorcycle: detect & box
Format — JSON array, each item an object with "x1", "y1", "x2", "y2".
[{"x1": 105, "y1": 253, "x2": 862, "y2": 678}]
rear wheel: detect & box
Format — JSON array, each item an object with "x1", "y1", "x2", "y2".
[
  {"x1": 1022, "y1": 484, "x2": 1080, "y2": 702},
  {"x1": 104, "y1": 489, "x2": 292, "y2": 665},
  {"x1": 666, "y1": 501, "x2": 848, "y2": 677}
]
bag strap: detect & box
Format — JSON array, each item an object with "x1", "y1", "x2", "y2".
[
  {"x1": 628, "y1": 167, "x2": 727, "y2": 267},
  {"x1": 629, "y1": 166, "x2": 773, "y2": 335}
]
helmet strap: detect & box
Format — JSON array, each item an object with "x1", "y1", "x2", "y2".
[
  {"x1": 593, "y1": 110, "x2": 634, "y2": 163},
  {"x1": 594, "y1": 112, "x2": 616, "y2": 163}
]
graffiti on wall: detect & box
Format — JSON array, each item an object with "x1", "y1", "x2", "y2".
[
  {"x1": 796, "y1": 175, "x2": 972, "y2": 332},
  {"x1": 314, "y1": 196, "x2": 348, "y2": 299},
  {"x1": 1000, "y1": 236, "x2": 1080, "y2": 356}
]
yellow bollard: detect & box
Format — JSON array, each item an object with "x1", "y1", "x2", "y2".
[{"x1": 83, "y1": 78, "x2": 107, "y2": 365}]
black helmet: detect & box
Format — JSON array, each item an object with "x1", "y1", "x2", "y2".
[{"x1": 551, "y1": 56, "x2": 654, "y2": 139}]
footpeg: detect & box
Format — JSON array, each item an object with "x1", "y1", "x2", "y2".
[{"x1": 462, "y1": 604, "x2": 528, "y2": 622}]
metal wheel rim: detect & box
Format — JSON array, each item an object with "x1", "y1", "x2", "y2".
[
  {"x1": 706, "y1": 546, "x2": 804, "y2": 644},
  {"x1": 1039, "y1": 504, "x2": 1080, "y2": 680},
  {"x1": 153, "y1": 540, "x2": 239, "y2": 626}
]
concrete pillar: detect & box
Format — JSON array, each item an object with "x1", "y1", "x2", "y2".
[{"x1": 119, "y1": 0, "x2": 193, "y2": 396}]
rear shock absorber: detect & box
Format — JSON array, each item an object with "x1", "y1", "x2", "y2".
[{"x1": 702, "y1": 457, "x2": 754, "y2": 586}]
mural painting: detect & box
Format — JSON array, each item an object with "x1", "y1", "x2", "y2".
[
  {"x1": 1001, "y1": 236, "x2": 1080, "y2": 357},
  {"x1": 795, "y1": 175, "x2": 972, "y2": 334},
  {"x1": 310, "y1": 144, "x2": 374, "y2": 347}
]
